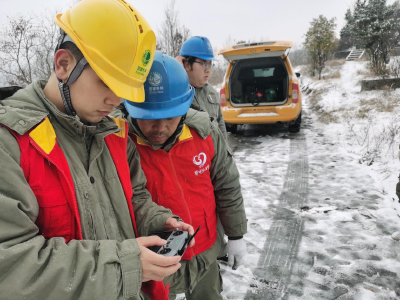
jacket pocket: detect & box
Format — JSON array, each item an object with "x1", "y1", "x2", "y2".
[
  {"x1": 206, "y1": 95, "x2": 221, "y2": 118},
  {"x1": 207, "y1": 94, "x2": 217, "y2": 104},
  {"x1": 34, "y1": 187, "x2": 72, "y2": 241}
]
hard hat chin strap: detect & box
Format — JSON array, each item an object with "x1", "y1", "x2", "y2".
[
  {"x1": 57, "y1": 56, "x2": 88, "y2": 117},
  {"x1": 55, "y1": 29, "x2": 88, "y2": 117}
]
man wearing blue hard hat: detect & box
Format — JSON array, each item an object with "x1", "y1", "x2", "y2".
[
  {"x1": 178, "y1": 36, "x2": 227, "y2": 139},
  {"x1": 178, "y1": 36, "x2": 230, "y2": 262},
  {"x1": 121, "y1": 51, "x2": 247, "y2": 299}
]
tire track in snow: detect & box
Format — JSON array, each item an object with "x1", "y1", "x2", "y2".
[{"x1": 245, "y1": 135, "x2": 308, "y2": 299}]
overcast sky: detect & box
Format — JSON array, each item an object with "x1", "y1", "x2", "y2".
[{"x1": 0, "y1": 0, "x2": 392, "y2": 51}]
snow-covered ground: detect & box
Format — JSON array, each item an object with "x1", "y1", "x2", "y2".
[
  {"x1": 201, "y1": 59, "x2": 400, "y2": 299},
  {"x1": 300, "y1": 59, "x2": 400, "y2": 217}
]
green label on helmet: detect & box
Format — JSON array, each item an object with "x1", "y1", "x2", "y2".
[{"x1": 142, "y1": 50, "x2": 151, "y2": 67}]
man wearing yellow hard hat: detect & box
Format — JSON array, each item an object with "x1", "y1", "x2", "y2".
[{"x1": 0, "y1": 1, "x2": 194, "y2": 299}]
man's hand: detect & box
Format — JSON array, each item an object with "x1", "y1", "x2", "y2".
[
  {"x1": 227, "y1": 238, "x2": 247, "y2": 270},
  {"x1": 164, "y1": 218, "x2": 195, "y2": 247},
  {"x1": 136, "y1": 236, "x2": 182, "y2": 282}
]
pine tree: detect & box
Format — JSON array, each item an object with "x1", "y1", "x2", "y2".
[
  {"x1": 344, "y1": 0, "x2": 400, "y2": 73},
  {"x1": 338, "y1": 9, "x2": 355, "y2": 51}
]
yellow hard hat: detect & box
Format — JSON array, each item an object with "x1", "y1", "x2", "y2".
[{"x1": 55, "y1": 0, "x2": 156, "y2": 102}]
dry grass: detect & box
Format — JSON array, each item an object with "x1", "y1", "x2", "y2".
[
  {"x1": 338, "y1": 92, "x2": 399, "y2": 119},
  {"x1": 301, "y1": 65, "x2": 318, "y2": 78},
  {"x1": 307, "y1": 87, "x2": 340, "y2": 123},
  {"x1": 298, "y1": 61, "x2": 344, "y2": 79},
  {"x1": 342, "y1": 114, "x2": 400, "y2": 165},
  {"x1": 323, "y1": 70, "x2": 341, "y2": 79},
  {"x1": 341, "y1": 109, "x2": 356, "y2": 120},
  {"x1": 308, "y1": 87, "x2": 399, "y2": 122},
  {"x1": 341, "y1": 107, "x2": 380, "y2": 121},
  {"x1": 357, "y1": 69, "x2": 375, "y2": 76},
  {"x1": 306, "y1": 85, "x2": 399, "y2": 123},
  {"x1": 355, "y1": 106, "x2": 372, "y2": 119},
  {"x1": 359, "y1": 94, "x2": 398, "y2": 113},
  {"x1": 325, "y1": 59, "x2": 346, "y2": 67},
  {"x1": 318, "y1": 112, "x2": 339, "y2": 124},
  {"x1": 307, "y1": 88, "x2": 326, "y2": 110}
]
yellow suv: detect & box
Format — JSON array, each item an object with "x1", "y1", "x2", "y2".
[{"x1": 217, "y1": 41, "x2": 302, "y2": 133}]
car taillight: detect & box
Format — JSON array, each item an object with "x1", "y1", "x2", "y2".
[
  {"x1": 220, "y1": 88, "x2": 226, "y2": 107},
  {"x1": 292, "y1": 83, "x2": 299, "y2": 103}
]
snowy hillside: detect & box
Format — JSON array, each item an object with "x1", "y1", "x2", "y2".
[{"x1": 299, "y1": 59, "x2": 400, "y2": 216}]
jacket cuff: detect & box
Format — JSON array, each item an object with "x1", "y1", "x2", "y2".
[
  {"x1": 228, "y1": 236, "x2": 243, "y2": 240},
  {"x1": 117, "y1": 239, "x2": 142, "y2": 299},
  {"x1": 223, "y1": 219, "x2": 248, "y2": 237}
]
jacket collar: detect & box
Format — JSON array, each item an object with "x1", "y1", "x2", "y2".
[
  {"x1": 130, "y1": 109, "x2": 212, "y2": 151},
  {"x1": 37, "y1": 82, "x2": 119, "y2": 138},
  {"x1": 135, "y1": 124, "x2": 193, "y2": 146},
  {"x1": 0, "y1": 81, "x2": 120, "y2": 137},
  {"x1": 0, "y1": 82, "x2": 49, "y2": 135},
  {"x1": 184, "y1": 109, "x2": 211, "y2": 138},
  {"x1": 129, "y1": 117, "x2": 185, "y2": 152}
]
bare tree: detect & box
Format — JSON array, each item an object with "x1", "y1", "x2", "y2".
[
  {"x1": 157, "y1": 0, "x2": 190, "y2": 57},
  {"x1": 33, "y1": 9, "x2": 59, "y2": 81},
  {"x1": 0, "y1": 15, "x2": 37, "y2": 85},
  {"x1": 289, "y1": 44, "x2": 311, "y2": 67},
  {"x1": 208, "y1": 46, "x2": 226, "y2": 87},
  {"x1": 223, "y1": 35, "x2": 236, "y2": 48},
  {"x1": 0, "y1": 10, "x2": 59, "y2": 86}
]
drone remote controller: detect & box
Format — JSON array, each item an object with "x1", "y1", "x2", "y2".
[{"x1": 149, "y1": 226, "x2": 200, "y2": 257}]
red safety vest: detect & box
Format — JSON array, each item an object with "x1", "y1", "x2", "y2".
[
  {"x1": 2, "y1": 117, "x2": 168, "y2": 300},
  {"x1": 132, "y1": 125, "x2": 217, "y2": 260}
]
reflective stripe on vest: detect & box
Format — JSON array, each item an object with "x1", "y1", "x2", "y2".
[{"x1": 132, "y1": 125, "x2": 217, "y2": 260}]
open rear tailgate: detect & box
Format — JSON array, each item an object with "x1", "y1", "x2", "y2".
[{"x1": 217, "y1": 41, "x2": 293, "y2": 61}]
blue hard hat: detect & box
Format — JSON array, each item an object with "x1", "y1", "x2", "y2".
[
  {"x1": 179, "y1": 36, "x2": 216, "y2": 61},
  {"x1": 123, "y1": 51, "x2": 194, "y2": 120}
]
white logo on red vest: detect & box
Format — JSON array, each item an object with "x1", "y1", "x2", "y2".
[
  {"x1": 193, "y1": 152, "x2": 207, "y2": 168},
  {"x1": 193, "y1": 152, "x2": 209, "y2": 176}
]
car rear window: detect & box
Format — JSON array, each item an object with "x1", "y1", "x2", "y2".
[
  {"x1": 253, "y1": 68, "x2": 274, "y2": 77},
  {"x1": 230, "y1": 57, "x2": 288, "y2": 106}
]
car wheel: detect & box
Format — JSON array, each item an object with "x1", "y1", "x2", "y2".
[
  {"x1": 226, "y1": 124, "x2": 238, "y2": 134},
  {"x1": 231, "y1": 124, "x2": 238, "y2": 133},
  {"x1": 288, "y1": 112, "x2": 301, "y2": 133}
]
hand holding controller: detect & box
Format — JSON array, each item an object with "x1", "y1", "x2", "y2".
[
  {"x1": 150, "y1": 226, "x2": 200, "y2": 257},
  {"x1": 157, "y1": 230, "x2": 189, "y2": 256}
]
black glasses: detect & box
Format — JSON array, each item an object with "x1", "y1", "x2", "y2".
[{"x1": 193, "y1": 60, "x2": 214, "y2": 70}]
